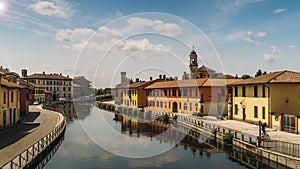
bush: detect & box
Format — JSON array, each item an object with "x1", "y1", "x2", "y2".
[
  {"x1": 223, "y1": 133, "x2": 234, "y2": 145},
  {"x1": 162, "y1": 114, "x2": 170, "y2": 124}
]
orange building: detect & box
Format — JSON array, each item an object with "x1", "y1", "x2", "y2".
[{"x1": 145, "y1": 78, "x2": 240, "y2": 116}]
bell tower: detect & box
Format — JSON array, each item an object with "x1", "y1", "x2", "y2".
[{"x1": 189, "y1": 47, "x2": 198, "y2": 79}]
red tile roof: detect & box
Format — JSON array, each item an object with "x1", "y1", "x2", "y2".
[
  {"x1": 25, "y1": 73, "x2": 72, "y2": 80},
  {"x1": 145, "y1": 78, "x2": 241, "y2": 89},
  {"x1": 230, "y1": 70, "x2": 300, "y2": 85}
]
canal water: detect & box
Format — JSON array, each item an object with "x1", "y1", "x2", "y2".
[{"x1": 40, "y1": 103, "x2": 288, "y2": 169}]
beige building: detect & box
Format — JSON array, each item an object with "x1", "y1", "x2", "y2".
[
  {"x1": 228, "y1": 70, "x2": 300, "y2": 133},
  {"x1": 21, "y1": 69, "x2": 73, "y2": 101}
]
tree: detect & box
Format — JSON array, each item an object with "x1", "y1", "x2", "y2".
[{"x1": 255, "y1": 69, "x2": 262, "y2": 77}]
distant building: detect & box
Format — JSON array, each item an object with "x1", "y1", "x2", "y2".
[
  {"x1": 123, "y1": 78, "x2": 165, "y2": 108},
  {"x1": 21, "y1": 69, "x2": 73, "y2": 101},
  {"x1": 73, "y1": 76, "x2": 92, "y2": 98},
  {"x1": 113, "y1": 72, "x2": 130, "y2": 105},
  {"x1": 228, "y1": 70, "x2": 300, "y2": 133},
  {"x1": 182, "y1": 49, "x2": 230, "y2": 80}
]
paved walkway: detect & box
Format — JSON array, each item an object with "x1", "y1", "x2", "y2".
[
  {"x1": 206, "y1": 119, "x2": 300, "y2": 144},
  {"x1": 0, "y1": 105, "x2": 62, "y2": 166}
]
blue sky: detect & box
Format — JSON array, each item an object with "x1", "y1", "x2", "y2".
[{"x1": 0, "y1": 0, "x2": 299, "y2": 87}]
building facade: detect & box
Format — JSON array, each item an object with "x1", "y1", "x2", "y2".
[
  {"x1": 228, "y1": 70, "x2": 300, "y2": 133},
  {"x1": 113, "y1": 72, "x2": 130, "y2": 105},
  {"x1": 122, "y1": 79, "x2": 155, "y2": 108},
  {"x1": 145, "y1": 78, "x2": 240, "y2": 115},
  {"x1": 21, "y1": 70, "x2": 73, "y2": 101},
  {"x1": 0, "y1": 68, "x2": 21, "y2": 129},
  {"x1": 73, "y1": 76, "x2": 92, "y2": 98}
]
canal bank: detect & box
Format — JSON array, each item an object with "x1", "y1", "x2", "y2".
[
  {"x1": 101, "y1": 103, "x2": 300, "y2": 168},
  {"x1": 0, "y1": 105, "x2": 66, "y2": 168}
]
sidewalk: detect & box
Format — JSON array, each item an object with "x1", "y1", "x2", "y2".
[
  {"x1": 212, "y1": 120, "x2": 300, "y2": 144},
  {"x1": 0, "y1": 105, "x2": 61, "y2": 166}
]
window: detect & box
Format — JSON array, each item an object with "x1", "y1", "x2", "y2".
[
  {"x1": 160, "y1": 101, "x2": 163, "y2": 108},
  {"x1": 165, "y1": 102, "x2": 167, "y2": 108},
  {"x1": 63, "y1": 87, "x2": 66, "y2": 92},
  {"x1": 3, "y1": 92, "x2": 6, "y2": 104},
  {"x1": 242, "y1": 86, "x2": 246, "y2": 97},
  {"x1": 183, "y1": 89, "x2": 187, "y2": 96},
  {"x1": 156, "y1": 101, "x2": 159, "y2": 107},
  {"x1": 195, "y1": 89, "x2": 198, "y2": 97},
  {"x1": 168, "y1": 90, "x2": 171, "y2": 97},
  {"x1": 262, "y1": 107, "x2": 266, "y2": 119},
  {"x1": 234, "y1": 87, "x2": 238, "y2": 97},
  {"x1": 172, "y1": 89, "x2": 176, "y2": 97},
  {"x1": 234, "y1": 104, "x2": 238, "y2": 115},
  {"x1": 183, "y1": 103, "x2": 187, "y2": 110},
  {"x1": 169, "y1": 102, "x2": 171, "y2": 108},
  {"x1": 179, "y1": 102, "x2": 181, "y2": 109},
  {"x1": 254, "y1": 86, "x2": 258, "y2": 97},
  {"x1": 262, "y1": 85, "x2": 265, "y2": 97},
  {"x1": 11, "y1": 91, "x2": 14, "y2": 102},
  {"x1": 195, "y1": 103, "x2": 199, "y2": 111},
  {"x1": 254, "y1": 106, "x2": 258, "y2": 118},
  {"x1": 178, "y1": 90, "x2": 181, "y2": 96},
  {"x1": 190, "y1": 103, "x2": 192, "y2": 111},
  {"x1": 164, "y1": 90, "x2": 167, "y2": 96},
  {"x1": 221, "y1": 88, "x2": 225, "y2": 97},
  {"x1": 189, "y1": 89, "x2": 192, "y2": 97}
]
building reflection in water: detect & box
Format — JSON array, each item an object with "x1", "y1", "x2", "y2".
[
  {"x1": 115, "y1": 113, "x2": 221, "y2": 157},
  {"x1": 48, "y1": 101, "x2": 93, "y2": 123}
]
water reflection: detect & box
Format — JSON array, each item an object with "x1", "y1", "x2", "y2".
[
  {"x1": 42, "y1": 103, "x2": 246, "y2": 169},
  {"x1": 42, "y1": 103, "x2": 288, "y2": 169}
]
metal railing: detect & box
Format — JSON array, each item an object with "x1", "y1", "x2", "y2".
[
  {"x1": 1, "y1": 117, "x2": 66, "y2": 169},
  {"x1": 262, "y1": 140, "x2": 300, "y2": 158}
]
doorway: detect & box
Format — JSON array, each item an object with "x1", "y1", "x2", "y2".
[{"x1": 172, "y1": 102, "x2": 178, "y2": 113}]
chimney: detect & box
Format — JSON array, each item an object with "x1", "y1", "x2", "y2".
[
  {"x1": 135, "y1": 78, "x2": 139, "y2": 82},
  {"x1": 159, "y1": 74, "x2": 162, "y2": 79},
  {"x1": 43, "y1": 71, "x2": 45, "y2": 75},
  {"x1": 121, "y1": 72, "x2": 126, "y2": 83},
  {"x1": 60, "y1": 73, "x2": 62, "y2": 76},
  {"x1": 174, "y1": 76, "x2": 178, "y2": 81},
  {"x1": 67, "y1": 75, "x2": 69, "y2": 78},
  {"x1": 21, "y1": 69, "x2": 27, "y2": 78},
  {"x1": 150, "y1": 76, "x2": 153, "y2": 81},
  {"x1": 163, "y1": 75, "x2": 166, "y2": 80}
]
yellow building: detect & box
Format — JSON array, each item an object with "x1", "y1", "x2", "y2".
[
  {"x1": 229, "y1": 70, "x2": 300, "y2": 133},
  {"x1": 0, "y1": 78, "x2": 22, "y2": 129},
  {"x1": 123, "y1": 79, "x2": 163, "y2": 108}
]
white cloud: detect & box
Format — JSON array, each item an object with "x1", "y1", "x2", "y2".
[
  {"x1": 29, "y1": 1, "x2": 70, "y2": 18},
  {"x1": 289, "y1": 44, "x2": 296, "y2": 48},
  {"x1": 270, "y1": 45, "x2": 280, "y2": 54},
  {"x1": 98, "y1": 26, "x2": 123, "y2": 39},
  {"x1": 274, "y1": 8, "x2": 287, "y2": 14},
  {"x1": 263, "y1": 45, "x2": 279, "y2": 62},
  {"x1": 118, "y1": 39, "x2": 169, "y2": 52},
  {"x1": 153, "y1": 20, "x2": 181, "y2": 36},
  {"x1": 256, "y1": 31, "x2": 266, "y2": 37},
  {"x1": 247, "y1": 31, "x2": 254, "y2": 36},
  {"x1": 56, "y1": 28, "x2": 96, "y2": 42},
  {"x1": 125, "y1": 17, "x2": 181, "y2": 36},
  {"x1": 226, "y1": 31, "x2": 245, "y2": 41},
  {"x1": 243, "y1": 37, "x2": 261, "y2": 45},
  {"x1": 247, "y1": 31, "x2": 266, "y2": 37},
  {"x1": 263, "y1": 53, "x2": 275, "y2": 62}
]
